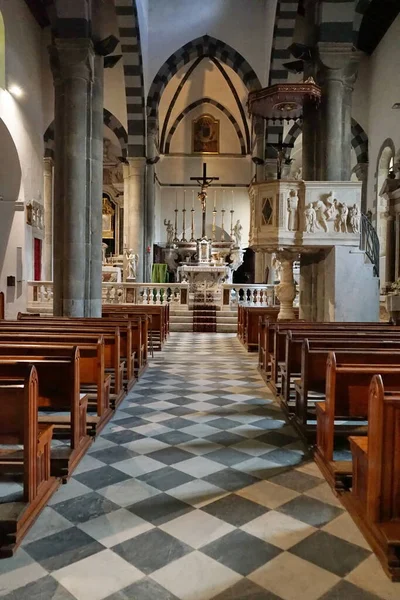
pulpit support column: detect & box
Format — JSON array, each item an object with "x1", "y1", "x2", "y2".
[{"x1": 275, "y1": 252, "x2": 296, "y2": 320}]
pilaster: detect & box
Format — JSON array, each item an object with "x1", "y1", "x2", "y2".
[
  {"x1": 43, "y1": 157, "x2": 53, "y2": 281},
  {"x1": 123, "y1": 157, "x2": 146, "y2": 282}
]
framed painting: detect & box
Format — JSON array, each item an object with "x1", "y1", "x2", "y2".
[{"x1": 192, "y1": 114, "x2": 219, "y2": 154}]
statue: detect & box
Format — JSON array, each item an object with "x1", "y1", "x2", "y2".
[
  {"x1": 102, "y1": 242, "x2": 108, "y2": 264},
  {"x1": 125, "y1": 249, "x2": 138, "y2": 280},
  {"x1": 304, "y1": 204, "x2": 316, "y2": 233},
  {"x1": 287, "y1": 190, "x2": 299, "y2": 231},
  {"x1": 313, "y1": 199, "x2": 328, "y2": 232},
  {"x1": 233, "y1": 219, "x2": 243, "y2": 247},
  {"x1": 271, "y1": 253, "x2": 282, "y2": 281},
  {"x1": 294, "y1": 167, "x2": 302, "y2": 181},
  {"x1": 349, "y1": 203, "x2": 361, "y2": 234},
  {"x1": 164, "y1": 219, "x2": 174, "y2": 245},
  {"x1": 335, "y1": 202, "x2": 349, "y2": 233},
  {"x1": 198, "y1": 188, "x2": 207, "y2": 212},
  {"x1": 325, "y1": 191, "x2": 337, "y2": 221}
]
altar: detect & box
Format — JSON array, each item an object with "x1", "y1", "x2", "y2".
[{"x1": 177, "y1": 264, "x2": 231, "y2": 306}]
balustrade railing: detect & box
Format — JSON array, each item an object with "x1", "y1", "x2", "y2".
[{"x1": 222, "y1": 284, "x2": 277, "y2": 307}]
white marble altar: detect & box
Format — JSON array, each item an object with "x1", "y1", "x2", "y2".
[{"x1": 177, "y1": 264, "x2": 231, "y2": 306}]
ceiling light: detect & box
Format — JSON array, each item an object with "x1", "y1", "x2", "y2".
[
  {"x1": 9, "y1": 85, "x2": 23, "y2": 98},
  {"x1": 392, "y1": 102, "x2": 400, "y2": 109}
]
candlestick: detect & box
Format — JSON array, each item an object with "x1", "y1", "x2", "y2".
[
  {"x1": 231, "y1": 189, "x2": 234, "y2": 210},
  {"x1": 181, "y1": 208, "x2": 187, "y2": 242},
  {"x1": 222, "y1": 189, "x2": 225, "y2": 209},
  {"x1": 175, "y1": 190, "x2": 178, "y2": 211},
  {"x1": 212, "y1": 207, "x2": 217, "y2": 242},
  {"x1": 173, "y1": 208, "x2": 179, "y2": 243},
  {"x1": 192, "y1": 190, "x2": 194, "y2": 209},
  {"x1": 221, "y1": 208, "x2": 226, "y2": 242},
  {"x1": 190, "y1": 208, "x2": 195, "y2": 242},
  {"x1": 183, "y1": 189, "x2": 186, "y2": 210},
  {"x1": 214, "y1": 190, "x2": 216, "y2": 211},
  {"x1": 230, "y1": 208, "x2": 235, "y2": 240}
]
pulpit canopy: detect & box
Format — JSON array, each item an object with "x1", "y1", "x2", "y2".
[{"x1": 248, "y1": 78, "x2": 321, "y2": 122}]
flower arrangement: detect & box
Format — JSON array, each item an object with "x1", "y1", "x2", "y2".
[{"x1": 389, "y1": 279, "x2": 400, "y2": 294}]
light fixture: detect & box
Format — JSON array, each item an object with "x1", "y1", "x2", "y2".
[
  {"x1": 392, "y1": 103, "x2": 400, "y2": 109},
  {"x1": 9, "y1": 85, "x2": 23, "y2": 98}
]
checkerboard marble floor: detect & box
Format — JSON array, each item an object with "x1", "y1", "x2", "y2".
[{"x1": 1, "y1": 332, "x2": 399, "y2": 600}]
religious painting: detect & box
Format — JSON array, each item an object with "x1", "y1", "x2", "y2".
[
  {"x1": 192, "y1": 114, "x2": 219, "y2": 154},
  {"x1": 102, "y1": 194, "x2": 115, "y2": 240}
]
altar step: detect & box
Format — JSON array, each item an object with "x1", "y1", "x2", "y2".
[{"x1": 170, "y1": 308, "x2": 238, "y2": 333}]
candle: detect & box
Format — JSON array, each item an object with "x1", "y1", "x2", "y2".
[
  {"x1": 192, "y1": 190, "x2": 194, "y2": 209},
  {"x1": 183, "y1": 189, "x2": 186, "y2": 210},
  {"x1": 231, "y1": 190, "x2": 234, "y2": 210},
  {"x1": 214, "y1": 190, "x2": 216, "y2": 211},
  {"x1": 175, "y1": 190, "x2": 178, "y2": 210},
  {"x1": 222, "y1": 189, "x2": 225, "y2": 209}
]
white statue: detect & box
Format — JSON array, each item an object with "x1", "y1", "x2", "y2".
[
  {"x1": 313, "y1": 199, "x2": 328, "y2": 232},
  {"x1": 102, "y1": 242, "x2": 108, "y2": 264},
  {"x1": 287, "y1": 190, "x2": 299, "y2": 231},
  {"x1": 233, "y1": 219, "x2": 243, "y2": 247},
  {"x1": 325, "y1": 191, "x2": 337, "y2": 221},
  {"x1": 335, "y1": 202, "x2": 348, "y2": 233},
  {"x1": 125, "y1": 249, "x2": 138, "y2": 280},
  {"x1": 271, "y1": 253, "x2": 282, "y2": 281},
  {"x1": 349, "y1": 203, "x2": 361, "y2": 234},
  {"x1": 294, "y1": 167, "x2": 302, "y2": 181},
  {"x1": 164, "y1": 219, "x2": 174, "y2": 245},
  {"x1": 304, "y1": 203, "x2": 316, "y2": 233}
]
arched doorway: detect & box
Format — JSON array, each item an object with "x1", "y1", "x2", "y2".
[{"x1": 376, "y1": 140, "x2": 395, "y2": 289}]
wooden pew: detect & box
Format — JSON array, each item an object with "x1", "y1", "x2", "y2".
[
  {"x1": 238, "y1": 307, "x2": 286, "y2": 352},
  {"x1": 0, "y1": 292, "x2": 4, "y2": 320},
  {"x1": 0, "y1": 345, "x2": 92, "y2": 480},
  {"x1": 103, "y1": 304, "x2": 167, "y2": 349},
  {"x1": 342, "y1": 375, "x2": 400, "y2": 581},
  {"x1": 0, "y1": 323, "x2": 125, "y2": 408},
  {"x1": 0, "y1": 333, "x2": 113, "y2": 435},
  {"x1": 314, "y1": 352, "x2": 400, "y2": 490},
  {"x1": 0, "y1": 363, "x2": 59, "y2": 557}
]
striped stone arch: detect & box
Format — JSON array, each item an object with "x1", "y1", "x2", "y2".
[
  {"x1": 44, "y1": 110, "x2": 128, "y2": 159},
  {"x1": 147, "y1": 34, "x2": 261, "y2": 119},
  {"x1": 164, "y1": 98, "x2": 247, "y2": 155},
  {"x1": 353, "y1": 0, "x2": 373, "y2": 45},
  {"x1": 115, "y1": 0, "x2": 146, "y2": 158},
  {"x1": 267, "y1": 1, "x2": 299, "y2": 157},
  {"x1": 283, "y1": 118, "x2": 369, "y2": 163}
]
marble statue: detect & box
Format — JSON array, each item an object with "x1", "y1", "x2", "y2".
[
  {"x1": 314, "y1": 199, "x2": 328, "y2": 232},
  {"x1": 125, "y1": 249, "x2": 138, "y2": 280},
  {"x1": 102, "y1": 242, "x2": 108, "y2": 264},
  {"x1": 304, "y1": 204, "x2": 316, "y2": 233},
  {"x1": 271, "y1": 253, "x2": 282, "y2": 281},
  {"x1": 233, "y1": 219, "x2": 243, "y2": 247},
  {"x1": 287, "y1": 190, "x2": 299, "y2": 231},
  {"x1": 349, "y1": 203, "x2": 361, "y2": 234},
  {"x1": 294, "y1": 167, "x2": 302, "y2": 180},
  {"x1": 335, "y1": 202, "x2": 349, "y2": 233},
  {"x1": 164, "y1": 219, "x2": 174, "y2": 245},
  {"x1": 325, "y1": 191, "x2": 337, "y2": 221}
]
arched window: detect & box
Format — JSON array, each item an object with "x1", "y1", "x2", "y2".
[{"x1": 0, "y1": 12, "x2": 4, "y2": 89}]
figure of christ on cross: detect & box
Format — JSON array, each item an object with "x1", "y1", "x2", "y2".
[{"x1": 190, "y1": 163, "x2": 219, "y2": 239}]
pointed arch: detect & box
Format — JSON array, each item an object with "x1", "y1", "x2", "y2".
[
  {"x1": 165, "y1": 98, "x2": 246, "y2": 155},
  {"x1": 147, "y1": 34, "x2": 261, "y2": 119}
]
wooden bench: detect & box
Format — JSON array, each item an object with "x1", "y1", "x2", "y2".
[
  {"x1": 0, "y1": 292, "x2": 4, "y2": 320},
  {"x1": 0, "y1": 333, "x2": 113, "y2": 435},
  {"x1": 0, "y1": 345, "x2": 92, "y2": 480},
  {"x1": 314, "y1": 352, "x2": 400, "y2": 490},
  {"x1": 238, "y1": 307, "x2": 289, "y2": 352},
  {"x1": 0, "y1": 363, "x2": 59, "y2": 557},
  {"x1": 0, "y1": 323, "x2": 125, "y2": 408},
  {"x1": 342, "y1": 374, "x2": 400, "y2": 581},
  {"x1": 103, "y1": 304, "x2": 167, "y2": 350}
]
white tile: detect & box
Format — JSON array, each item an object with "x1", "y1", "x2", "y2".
[
  {"x1": 184, "y1": 402, "x2": 219, "y2": 412},
  {"x1": 78, "y1": 508, "x2": 153, "y2": 548},
  {"x1": 111, "y1": 411, "x2": 135, "y2": 422},
  {"x1": 113, "y1": 455, "x2": 165, "y2": 477},
  {"x1": 53, "y1": 549, "x2": 144, "y2": 600},
  {"x1": 304, "y1": 482, "x2": 342, "y2": 508},
  {"x1": 134, "y1": 423, "x2": 172, "y2": 437},
  {"x1": 233, "y1": 439, "x2": 275, "y2": 457},
  {"x1": 123, "y1": 438, "x2": 169, "y2": 454},
  {"x1": 0, "y1": 561, "x2": 47, "y2": 596},
  {"x1": 73, "y1": 455, "x2": 106, "y2": 475},
  {"x1": 49, "y1": 478, "x2": 92, "y2": 505},
  {"x1": 177, "y1": 439, "x2": 223, "y2": 456},
  {"x1": 228, "y1": 425, "x2": 265, "y2": 439},
  {"x1": 295, "y1": 461, "x2": 324, "y2": 479},
  {"x1": 236, "y1": 480, "x2": 299, "y2": 509},
  {"x1": 142, "y1": 412, "x2": 175, "y2": 423},
  {"x1": 233, "y1": 457, "x2": 282, "y2": 479},
  {"x1": 160, "y1": 509, "x2": 234, "y2": 549},
  {"x1": 180, "y1": 424, "x2": 220, "y2": 438},
  {"x1": 151, "y1": 551, "x2": 241, "y2": 600},
  {"x1": 174, "y1": 456, "x2": 225, "y2": 477},
  {"x1": 22, "y1": 507, "x2": 72, "y2": 544},
  {"x1": 167, "y1": 479, "x2": 228, "y2": 508},
  {"x1": 97, "y1": 477, "x2": 160, "y2": 507},
  {"x1": 142, "y1": 401, "x2": 175, "y2": 411},
  {"x1": 151, "y1": 393, "x2": 179, "y2": 401},
  {"x1": 184, "y1": 394, "x2": 216, "y2": 402},
  {"x1": 322, "y1": 512, "x2": 371, "y2": 550},
  {"x1": 346, "y1": 554, "x2": 400, "y2": 600},
  {"x1": 249, "y1": 552, "x2": 340, "y2": 600},
  {"x1": 242, "y1": 510, "x2": 316, "y2": 550}
]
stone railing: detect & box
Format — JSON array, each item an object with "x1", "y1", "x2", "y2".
[
  {"x1": 222, "y1": 284, "x2": 277, "y2": 307},
  {"x1": 27, "y1": 281, "x2": 189, "y2": 311}
]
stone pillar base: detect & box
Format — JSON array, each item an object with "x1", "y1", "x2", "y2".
[{"x1": 275, "y1": 252, "x2": 296, "y2": 320}]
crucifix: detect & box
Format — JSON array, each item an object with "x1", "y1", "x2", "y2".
[
  {"x1": 267, "y1": 133, "x2": 294, "y2": 179},
  {"x1": 190, "y1": 163, "x2": 219, "y2": 239}
]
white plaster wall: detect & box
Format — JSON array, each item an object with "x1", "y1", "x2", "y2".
[
  {"x1": 364, "y1": 15, "x2": 400, "y2": 212},
  {"x1": 147, "y1": 0, "x2": 276, "y2": 90},
  {"x1": 0, "y1": 0, "x2": 44, "y2": 317},
  {"x1": 156, "y1": 185, "x2": 250, "y2": 248},
  {"x1": 157, "y1": 154, "x2": 252, "y2": 185}
]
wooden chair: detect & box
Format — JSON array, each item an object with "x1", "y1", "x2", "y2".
[
  {"x1": 0, "y1": 363, "x2": 59, "y2": 557},
  {"x1": 342, "y1": 374, "x2": 400, "y2": 581}
]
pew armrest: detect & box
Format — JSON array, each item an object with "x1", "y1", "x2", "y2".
[{"x1": 315, "y1": 402, "x2": 330, "y2": 459}]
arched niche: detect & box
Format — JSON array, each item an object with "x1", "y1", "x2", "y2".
[
  {"x1": 0, "y1": 11, "x2": 4, "y2": 89},
  {"x1": 376, "y1": 138, "x2": 396, "y2": 289}
]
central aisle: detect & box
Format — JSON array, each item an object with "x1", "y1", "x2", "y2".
[{"x1": 1, "y1": 333, "x2": 397, "y2": 600}]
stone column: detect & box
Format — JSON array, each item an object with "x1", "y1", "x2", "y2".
[
  {"x1": 275, "y1": 251, "x2": 297, "y2": 320},
  {"x1": 124, "y1": 158, "x2": 146, "y2": 282},
  {"x1": 316, "y1": 44, "x2": 361, "y2": 181},
  {"x1": 49, "y1": 38, "x2": 94, "y2": 316},
  {"x1": 145, "y1": 117, "x2": 158, "y2": 282},
  {"x1": 254, "y1": 251, "x2": 267, "y2": 283},
  {"x1": 43, "y1": 157, "x2": 53, "y2": 281},
  {"x1": 353, "y1": 162, "x2": 369, "y2": 214},
  {"x1": 87, "y1": 53, "x2": 104, "y2": 316},
  {"x1": 252, "y1": 116, "x2": 265, "y2": 182}
]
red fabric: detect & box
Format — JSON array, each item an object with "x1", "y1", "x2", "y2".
[{"x1": 34, "y1": 238, "x2": 42, "y2": 281}]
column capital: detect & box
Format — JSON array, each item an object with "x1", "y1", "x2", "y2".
[
  {"x1": 49, "y1": 38, "x2": 94, "y2": 84},
  {"x1": 123, "y1": 157, "x2": 146, "y2": 178},
  {"x1": 43, "y1": 156, "x2": 54, "y2": 172},
  {"x1": 317, "y1": 42, "x2": 363, "y2": 87}
]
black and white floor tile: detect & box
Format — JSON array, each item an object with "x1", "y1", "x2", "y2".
[{"x1": 0, "y1": 333, "x2": 399, "y2": 599}]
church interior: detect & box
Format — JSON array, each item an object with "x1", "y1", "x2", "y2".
[{"x1": 1, "y1": 0, "x2": 400, "y2": 598}]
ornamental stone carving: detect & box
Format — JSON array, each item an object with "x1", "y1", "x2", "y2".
[
  {"x1": 304, "y1": 204, "x2": 316, "y2": 233},
  {"x1": 335, "y1": 202, "x2": 348, "y2": 233},
  {"x1": 287, "y1": 190, "x2": 299, "y2": 231},
  {"x1": 349, "y1": 203, "x2": 361, "y2": 234},
  {"x1": 313, "y1": 199, "x2": 328, "y2": 232}
]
